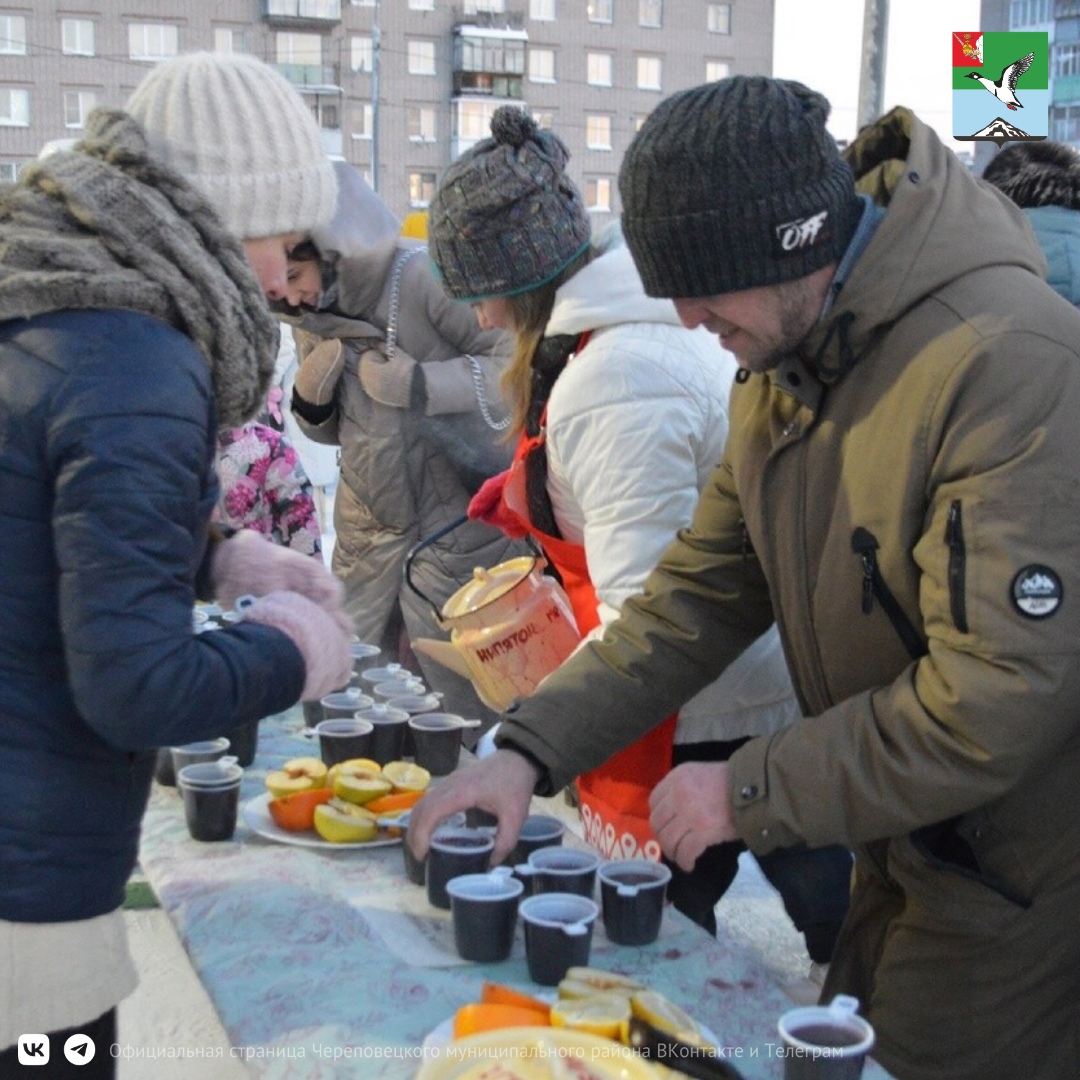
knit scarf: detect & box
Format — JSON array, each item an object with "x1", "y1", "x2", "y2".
[{"x1": 0, "y1": 108, "x2": 278, "y2": 429}]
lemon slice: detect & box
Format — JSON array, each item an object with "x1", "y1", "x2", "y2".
[
  {"x1": 550, "y1": 993, "x2": 631, "y2": 1042},
  {"x1": 630, "y1": 991, "x2": 704, "y2": 1045},
  {"x1": 557, "y1": 968, "x2": 645, "y2": 1000},
  {"x1": 381, "y1": 761, "x2": 432, "y2": 793}
]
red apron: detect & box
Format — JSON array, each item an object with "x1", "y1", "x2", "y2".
[{"x1": 500, "y1": 342, "x2": 676, "y2": 862}]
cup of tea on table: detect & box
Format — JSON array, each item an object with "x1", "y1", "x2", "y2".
[
  {"x1": 516, "y1": 847, "x2": 599, "y2": 898},
  {"x1": 598, "y1": 858, "x2": 672, "y2": 946},
  {"x1": 176, "y1": 759, "x2": 244, "y2": 842},
  {"x1": 426, "y1": 826, "x2": 495, "y2": 909},
  {"x1": 446, "y1": 869, "x2": 524, "y2": 963},
  {"x1": 777, "y1": 995, "x2": 875, "y2": 1080},
  {"x1": 519, "y1": 892, "x2": 600, "y2": 986}
]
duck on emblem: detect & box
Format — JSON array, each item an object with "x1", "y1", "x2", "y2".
[{"x1": 964, "y1": 52, "x2": 1034, "y2": 111}]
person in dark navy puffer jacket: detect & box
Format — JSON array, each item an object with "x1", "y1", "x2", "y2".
[{"x1": 0, "y1": 53, "x2": 353, "y2": 1074}]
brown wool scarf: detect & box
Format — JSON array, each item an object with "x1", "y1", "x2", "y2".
[{"x1": 0, "y1": 108, "x2": 278, "y2": 429}]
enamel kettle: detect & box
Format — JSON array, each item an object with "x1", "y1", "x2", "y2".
[{"x1": 405, "y1": 516, "x2": 581, "y2": 712}]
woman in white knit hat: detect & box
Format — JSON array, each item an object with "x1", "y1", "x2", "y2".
[{"x1": 0, "y1": 53, "x2": 352, "y2": 1075}]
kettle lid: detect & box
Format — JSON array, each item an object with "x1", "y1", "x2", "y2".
[{"x1": 442, "y1": 556, "x2": 540, "y2": 618}]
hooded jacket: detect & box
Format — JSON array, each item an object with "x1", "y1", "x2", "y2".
[
  {"x1": 1021, "y1": 204, "x2": 1080, "y2": 305},
  {"x1": 496, "y1": 109, "x2": 1080, "y2": 1079},
  {"x1": 288, "y1": 164, "x2": 520, "y2": 700}
]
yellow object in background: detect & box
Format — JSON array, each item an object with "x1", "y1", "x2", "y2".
[{"x1": 402, "y1": 211, "x2": 428, "y2": 239}]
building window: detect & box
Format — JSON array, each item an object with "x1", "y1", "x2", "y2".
[
  {"x1": 705, "y1": 59, "x2": 730, "y2": 82},
  {"x1": 586, "y1": 114, "x2": 612, "y2": 149},
  {"x1": 707, "y1": 3, "x2": 731, "y2": 34},
  {"x1": 530, "y1": 0, "x2": 556, "y2": 19},
  {"x1": 529, "y1": 48, "x2": 556, "y2": 83},
  {"x1": 631, "y1": 113, "x2": 648, "y2": 132},
  {"x1": 0, "y1": 161, "x2": 19, "y2": 183},
  {"x1": 585, "y1": 176, "x2": 612, "y2": 211},
  {"x1": 408, "y1": 39, "x2": 436, "y2": 76},
  {"x1": 62, "y1": 18, "x2": 95, "y2": 56},
  {"x1": 0, "y1": 87, "x2": 30, "y2": 126},
  {"x1": 265, "y1": 0, "x2": 341, "y2": 16},
  {"x1": 351, "y1": 35, "x2": 374, "y2": 72},
  {"x1": 637, "y1": 55, "x2": 662, "y2": 91},
  {"x1": 1010, "y1": 0, "x2": 1051, "y2": 26},
  {"x1": 409, "y1": 170, "x2": 437, "y2": 207},
  {"x1": 351, "y1": 103, "x2": 374, "y2": 139},
  {"x1": 532, "y1": 110, "x2": 555, "y2": 130},
  {"x1": 587, "y1": 52, "x2": 613, "y2": 87},
  {"x1": 409, "y1": 0, "x2": 435, "y2": 8},
  {"x1": 0, "y1": 15, "x2": 27, "y2": 55},
  {"x1": 588, "y1": 0, "x2": 614, "y2": 23},
  {"x1": 464, "y1": 0, "x2": 508, "y2": 13},
  {"x1": 64, "y1": 90, "x2": 97, "y2": 129},
  {"x1": 129, "y1": 23, "x2": 179, "y2": 61},
  {"x1": 457, "y1": 100, "x2": 501, "y2": 141},
  {"x1": 639, "y1": 0, "x2": 662, "y2": 27},
  {"x1": 214, "y1": 28, "x2": 248, "y2": 54},
  {"x1": 1054, "y1": 42, "x2": 1080, "y2": 78},
  {"x1": 408, "y1": 105, "x2": 436, "y2": 142},
  {"x1": 277, "y1": 32, "x2": 322, "y2": 66}
]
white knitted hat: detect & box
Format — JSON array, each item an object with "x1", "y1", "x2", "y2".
[{"x1": 126, "y1": 52, "x2": 338, "y2": 239}]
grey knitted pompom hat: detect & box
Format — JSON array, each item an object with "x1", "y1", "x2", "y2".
[
  {"x1": 428, "y1": 106, "x2": 592, "y2": 302},
  {"x1": 126, "y1": 52, "x2": 338, "y2": 240},
  {"x1": 620, "y1": 76, "x2": 862, "y2": 299}
]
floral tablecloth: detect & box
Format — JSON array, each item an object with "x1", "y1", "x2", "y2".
[{"x1": 137, "y1": 707, "x2": 892, "y2": 1079}]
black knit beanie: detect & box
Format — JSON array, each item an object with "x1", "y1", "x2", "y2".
[
  {"x1": 428, "y1": 106, "x2": 592, "y2": 302},
  {"x1": 620, "y1": 76, "x2": 863, "y2": 299}
]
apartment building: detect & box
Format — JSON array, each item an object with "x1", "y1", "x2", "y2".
[{"x1": 0, "y1": 0, "x2": 774, "y2": 223}]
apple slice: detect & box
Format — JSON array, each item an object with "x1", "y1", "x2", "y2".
[
  {"x1": 265, "y1": 756, "x2": 328, "y2": 799},
  {"x1": 313, "y1": 800, "x2": 379, "y2": 843}
]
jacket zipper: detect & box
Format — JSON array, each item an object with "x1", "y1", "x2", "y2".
[
  {"x1": 944, "y1": 500, "x2": 969, "y2": 633},
  {"x1": 851, "y1": 527, "x2": 927, "y2": 660}
]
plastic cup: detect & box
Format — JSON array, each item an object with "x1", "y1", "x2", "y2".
[
  {"x1": 320, "y1": 687, "x2": 375, "y2": 721},
  {"x1": 447, "y1": 869, "x2": 524, "y2": 963},
  {"x1": 154, "y1": 748, "x2": 177, "y2": 787},
  {"x1": 402, "y1": 811, "x2": 466, "y2": 886},
  {"x1": 777, "y1": 995, "x2": 876, "y2": 1080},
  {"x1": 426, "y1": 827, "x2": 495, "y2": 909},
  {"x1": 519, "y1": 892, "x2": 599, "y2": 986},
  {"x1": 598, "y1": 858, "x2": 672, "y2": 946},
  {"x1": 315, "y1": 718, "x2": 375, "y2": 766},
  {"x1": 408, "y1": 713, "x2": 468, "y2": 776},
  {"x1": 170, "y1": 737, "x2": 232, "y2": 776},
  {"x1": 355, "y1": 703, "x2": 411, "y2": 766},
  {"x1": 516, "y1": 847, "x2": 599, "y2": 898},
  {"x1": 374, "y1": 677, "x2": 427, "y2": 700},
  {"x1": 223, "y1": 719, "x2": 259, "y2": 768},
  {"x1": 177, "y1": 760, "x2": 244, "y2": 842},
  {"x1": 503, "y1": 814, "x2": 566, "y2": 868},
  {"x1": 349, "y1": 640, "x2": 381, "y2": 682}
]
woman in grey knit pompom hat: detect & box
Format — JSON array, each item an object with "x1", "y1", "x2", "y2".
[
  {"x1": 428, "y1": 106, "x2": 593, "y2": 303},
  {"x1": 619, "y1": 76, "x2": 863, "y2": 300}
]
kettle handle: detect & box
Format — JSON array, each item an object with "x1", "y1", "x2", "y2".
[{"x1": 403, "y1": 515, "x2": 544, "y2": 623}]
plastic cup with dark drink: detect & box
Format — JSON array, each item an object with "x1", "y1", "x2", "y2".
[
  {"x1": 176, "y1": 760, "x2": 244, "y2": 842},
  {"x1": 320, "y1": 687, "x2": 375, "y2": 721},
  {"x1": 349, "y1": 640, "x2": 381, "y2": 683},
  {"x1": 314, "y1": 718, "x2": 375, "y2": 766},
  {"x1": 598, "y1": 858, "x2": 672, "y2": 946},
  {"x1": 402, "y1": 811, "x2": 466, "y2": 886},
  {"x1": 515, "y1": 847, "x2": 599, "y2": 898},
  {"x1": 408, "y1": 713, "x2": 481, "y2": 776},
  {"x1": 170, "y1": 737, "x2": 232, "y2": 777},
  {"x1": 446, "y1": 869, "x2": 524, "y2": 963},
  {"x1": 519, "y1": 892, "x2": 599, "y2": 986},
  {"x1": 777, "y1": 995, "x2": 875, "y2": 1080},
  {"x1": 223, "y1": 719, "x2": 259, "y2": 767},
  {"x1": 154, "y1": 748, "x2": 177, "y2": 787},
  {"x1": 503, "y1": 814, "x2": 566, "y2": 868},
  {"x1": 356, "y1": 703, "x2": 411, "y2": 766},
  {"x1": 426, "y1": 827, "x2": 495, "y2": 909}
]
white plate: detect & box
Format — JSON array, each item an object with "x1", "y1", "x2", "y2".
[{"x1": 241, "y1": 793, "x2": 403, "y2": 851}]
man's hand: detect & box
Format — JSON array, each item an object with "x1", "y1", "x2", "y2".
[
  {"x1": 649, "y1": 761, "x2": 738, "y2": 871},
  {"x1": 407, "y1": 749, "x2": 539, "y2": 865}
]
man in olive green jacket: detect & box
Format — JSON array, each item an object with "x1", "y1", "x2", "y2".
[{"x1": 409, "y1": 78, "x2": 1080, "y2": 1080}]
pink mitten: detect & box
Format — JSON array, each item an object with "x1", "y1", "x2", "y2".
[
  {"x1": 467, "y1": 471, "x2": 529, "y2": 539},
  {"x1": 211, "y1": 531, "x2": 350, "y2": 633},
  {"x1": 241, "y1": 591, "x2": 353, "y2": 702}
]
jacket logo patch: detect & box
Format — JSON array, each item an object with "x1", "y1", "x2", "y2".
[
  {"x1": 774, "y1": 210, "x2": 829, "y2": 253},
  {"x1": 1011, "y1": 564, "x2": 1062, "y2": 618}
]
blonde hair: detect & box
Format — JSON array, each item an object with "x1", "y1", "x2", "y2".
[{"x1": 500, "y1": 248, "x2": 593, "y2": 438}]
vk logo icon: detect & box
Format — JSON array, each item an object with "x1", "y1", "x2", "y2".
[{"x1": 17, "y1": 1034, "x2": 50, "y2": 1065}]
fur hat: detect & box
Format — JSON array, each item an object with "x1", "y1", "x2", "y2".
[
  {"x1": 427, "y1": 106, "x2": 592, "y2": 302},
  {"x1": 982, "y1": 140, "x2": 1080, "y2": 211},
  {"x1": 126, "y1": 52, "x2": 337, "y2": 239},
  {"x1": 619, "y1": 76, "x2": 863, "y2": 299}
]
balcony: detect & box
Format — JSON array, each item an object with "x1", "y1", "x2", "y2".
[
  {"x1": 263, "y1": 0, "x2": 341, "y2": 27},
  {"x1": 276, "y1": 63, "x2": 341, "y2": 92}
]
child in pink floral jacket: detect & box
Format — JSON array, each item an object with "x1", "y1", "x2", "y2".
[{"x1": 213, "y1": 422, "x2": 323, "y2": 558}]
